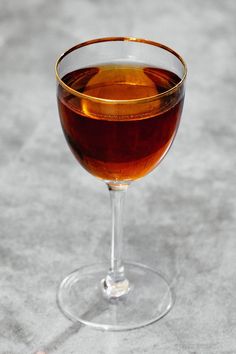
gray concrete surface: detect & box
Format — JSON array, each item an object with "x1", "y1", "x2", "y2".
[{"x1": 0, "y1": 0, "x2": 236, "y2": 353}]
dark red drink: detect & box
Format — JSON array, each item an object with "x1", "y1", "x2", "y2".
[{"x1": 57, "y1": 64, "x2": 184, "y2": 181}]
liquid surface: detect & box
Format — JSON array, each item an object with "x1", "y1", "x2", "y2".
[{"x1": 57, "y1": 64, "x2": 184, "y2": 181}]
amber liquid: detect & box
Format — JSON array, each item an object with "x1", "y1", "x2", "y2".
[{"x1": 57, "y1": 64, "x2": 184, "y2": 181}]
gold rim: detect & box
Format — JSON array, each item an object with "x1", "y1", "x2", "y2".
[{"x1": 55, "y1": 37, "x2": 187, "y2": 104}]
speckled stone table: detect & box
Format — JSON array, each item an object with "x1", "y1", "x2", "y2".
[{"x1": 0, "y1": 0, "x2": 236, "y2": 353}]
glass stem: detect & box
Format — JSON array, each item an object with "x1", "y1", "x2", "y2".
[{"x1": 102, "y1": 183, "x2": 130, "y2": 299}]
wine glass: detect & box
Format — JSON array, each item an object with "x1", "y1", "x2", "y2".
[{"x1": 55, "y1": 37, "x2": 186, "y2": 330}]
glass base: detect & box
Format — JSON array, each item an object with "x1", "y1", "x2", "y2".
[{"x1": 57, "y1": 262, "x2": 174, "y2": 331}]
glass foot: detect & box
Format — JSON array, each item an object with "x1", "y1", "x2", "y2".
[{"x1": 57, "y1": 262, "x2": 174, "y2": 331}]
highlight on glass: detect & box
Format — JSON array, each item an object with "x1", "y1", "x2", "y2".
[{"x1": 55, "y1": 37, "x2": 187, "y2": 330}]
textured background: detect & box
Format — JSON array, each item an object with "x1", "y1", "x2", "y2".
[{"x1": 0, "y1": 0, "x2": 236, "y2": 353}]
